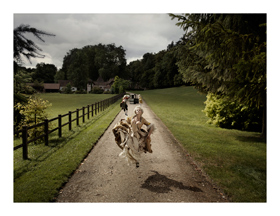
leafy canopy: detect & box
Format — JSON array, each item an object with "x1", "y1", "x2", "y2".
[{"x1": 169, "y1": 14, "x2": 266, "y2": 108}]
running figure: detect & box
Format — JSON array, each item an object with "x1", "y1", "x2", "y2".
[
  {"x1": 112, "y1": 106, "x2": 155, "y2": 168},
  {"x1": 120, "y1": 94, "x2": 130, "y2": 116}
]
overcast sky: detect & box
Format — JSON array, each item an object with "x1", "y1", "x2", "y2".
[{"x1": 14, "y1": 13, "x2": 185, "y2": 69}]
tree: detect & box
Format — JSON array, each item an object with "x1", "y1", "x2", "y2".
[
  {"x1": 15, "y1": 96, "x2": 52, "y2": 142},
  {"x1": 61, "y1": 48, "x2": 79, "y2": 80},
  {"x1": 170, "y1": 13, "x2": 266, "y2": 137},
  {"x1": 13, "y1": 24, "x2": 55, "y2": 130},
  {"x1": 14, "y1": 24, "x2": 55, "y2": 64},
  {"x1": 14, "y1": 63, "x2": 34, "y2": 94},
  {"x1": 68, "y1": 50, "x2": 88, "y2": 90},
  {"x1": 33, "y1": 63, "x2": 57, "y2": 83},
  {"x1": 61, "y1": 43, "x2": 127, "y2": 87},
  {"x1": 111, "y1": 76, "x2": 130, "y2": 93},
  {"x1": 54, "y1": 69, "x2": 65, "y2": 82},
  {"x1": 140, "y1": 53, "x2": 156, "y2": 89},
  {"x1": 94, "y1": 43, "x2": 126, "y2": 81}
]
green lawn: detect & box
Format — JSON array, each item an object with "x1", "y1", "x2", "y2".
[
  {"x1": 14, "y1": 93, "x2": 121, "y2": 202},
  {"x1": 38, "y1": 93, "x2": 114, "y2": 118},
  {"x1": 13, "y1": 89, "x2": 266, "y2": 202},
  {"x1": 135, "y1": 86, "x2": 266, "y2": 202},
  {"x1": 14, "y1": 93, "x2": 115, "y2": 147}
]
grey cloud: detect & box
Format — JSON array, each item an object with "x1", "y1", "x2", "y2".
[{"x1": 14, "y1": 14, "x2": 184, "y2": 69}]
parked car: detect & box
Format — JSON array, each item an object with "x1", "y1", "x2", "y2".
[{"x1": 129, "y1": 94, "x2": 139, "y2": 104}]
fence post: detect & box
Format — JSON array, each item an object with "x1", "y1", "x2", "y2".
[
  {"x1": 44, "y1": 119, "x2": 49, "y2": 146},
  {"x1": 58, "y1": 114, "x2": 62, "y2": 137},
  {"x1": 88, "y1": 105, "x2": 90, "y2": 119},
  {"x1": 69, "y1": 111, "x2": 72, "y2": 130},
  {"x1": 95, "y1": 103, "x2": 97, "y2": 115},
  {"x1": 82, "y1": 107, "x2": 85, "y2": 123},
  {"x1": 76, "y1": 109, "x2": 79, "y2": 126},
  {"x1": 91, "y1": 104, "x2": 94, "y2": 117},
  {"x1": 22, "y1": 126, "x2": 28, "y2": 160},
  {"x1": 98, "y1": 102, "x2": 100, "y2": 113}
]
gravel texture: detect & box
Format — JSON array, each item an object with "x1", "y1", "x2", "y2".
[{"x1": 56, "y1": 100, "x2": 227, "y2": 202}]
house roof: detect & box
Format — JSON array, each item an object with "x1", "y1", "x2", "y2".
[
  {"x1": 44, "y1": 83, "x2": 60, "y2": 90},
  {"x1": 58, "y1": 80, "x2": 72, "y2": 87},
  {"x1": 93, "y1": 77, "x2": 115, "y2": 85}
]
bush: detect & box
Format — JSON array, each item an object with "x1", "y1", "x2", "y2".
[
  {"x1": 89, "y1": 87, "x2": 104, "y2": 94},
  {"x1": 103, "y1": 90, "x2": 112, "y2": 94},
  {"x1": 75, "y1": 89, "x2": 87, "y2": 94},
  {"x1": 119, "y1": 85, "x2": 124, "y2": 94},
  {"x1": 203, "y1": 93, "x2": 262, "y2": 132},
  {"x1": 63, "y1": 83, "x2": 73, "y2": 94},
  {"x1": 22, "y1": 85, "x2": 36, "y2": 94},
  {"x1": 15, "y1": 96, "x2": 52, "y2": 142}
]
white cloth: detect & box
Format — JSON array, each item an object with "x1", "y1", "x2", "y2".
[{"x1": 118, "y1": 130, "x2": 146, "y2": 165}]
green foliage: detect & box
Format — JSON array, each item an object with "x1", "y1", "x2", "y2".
[
  {"x1": 33, "y1": 80, "x2": 44, "y2": 92},
  {"x1": 203, "y1": 93, "x2": 262, "y2": 131},
  {"x1": 14, "y1": 100, "x2": 121, "y2": 202},
  {"x1": 68, "y1": 50, "x2": 88, "y2": 90},
  {"x1": 62, "y1": 43, "x2": 126, "y2": 85},
  {"x1": 14, "y1": 68, "x2": 35, "y2": 94},
  {"x1": 14, "y1": 24, "x2": 55, "y2": 64},
  {"x1": 54, "y1": 69, "x2": 65, "y2": 82},
  {"x1": 15, "y1": 96, "x2": 52, "y2": 141},
  {"x1": 74, "y1": 89, "x2": 87, "y2": 94},
  {"x1": 119, "y1": 85, "x2": 124, "y2": 94},
  {"x1": 127, "y1": 41, "x2": 185, "y2": 90},
  {"x1": 90, "y1": 87, "x2": 104, "y2": 94},
  {"x1": 170, "y1": 13, "x2": 266, "y2": 136},
  {"x1": 62, "y1": 83, "x2": 73, "y2": 94},
  {"x1": 33, "y1": 63, "x2": 57, "y2": 83},
  {"x1": 111, "y1": 76, "x2": 130, "y2": 93}
]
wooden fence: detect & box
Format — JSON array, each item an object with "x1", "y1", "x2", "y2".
[{"x1": 14, "y1": 93, "x2": 125, "y2": 159}]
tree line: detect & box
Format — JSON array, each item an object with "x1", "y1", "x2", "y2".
[
  {"x1": 14, "y1": 14, "x2": 266, "y2": 136},
  {"x1": 14, "y1": 41, "x2": 184, "y2": 91},
  {"x1": 169, "y1": 13, "x2": 266, "y2": 137}
]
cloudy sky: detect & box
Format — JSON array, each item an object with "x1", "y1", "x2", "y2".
[{"x1": 14, "y1": 13, "x2": 185, "y2": 69}]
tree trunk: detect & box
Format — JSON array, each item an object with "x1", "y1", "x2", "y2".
[{"x1": 261, "y1": 98, "x2": 267, "y2": 139}]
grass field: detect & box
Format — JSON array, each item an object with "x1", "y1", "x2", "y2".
[
  {"x1": 14, "y1": 93, "x2": 121, "y2": 202},
  {"x1": 38, "y1": 93, "x2": 115, "y2": 118},
  {"x1": 14, "y1": 93, "x2": 115, "y2": 147},
  {"x1": 13, "y1": 89, "x2": 266, "y2": 202},
  {"x1": 134, "y1": 86, "x2": 266, "y2": 202}
]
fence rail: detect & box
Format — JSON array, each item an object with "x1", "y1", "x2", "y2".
[{"x1": 14, "y1": 93, "x2": 125, "y2": 159}]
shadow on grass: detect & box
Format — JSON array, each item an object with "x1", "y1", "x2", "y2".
[
  {"x1": 141, "y1": 170, "x2": 203, "y2": 193},
  {"x1": 14, "y1": 108, "x2": 111, "y2": 181},
  {"x1": 235, "y1": 134, "x2": 266, "y2": 144}
]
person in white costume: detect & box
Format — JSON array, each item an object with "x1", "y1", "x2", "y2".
[{"x1": 112, "y1": 106, "x2": 155, "y2": 168}]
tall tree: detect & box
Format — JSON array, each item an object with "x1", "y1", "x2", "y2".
[
  {"x1": 13, "y1": 24, "x2": 55, "y2": 129},
  {"x1": 170, "y1": 13, "x2": 266, "y2": 136},
  {"x1": 33, "y1": 63, "x2": 57, "y2": 83},
  {"x1": 61, "y1": 48, "x2": 79, "y2": 80},
  {"x1": 14, "y1": 24, "x2": 55, "y2": 64},
  {"x1": 68, "y1": 50, "x2": 88, "y2": 90}
]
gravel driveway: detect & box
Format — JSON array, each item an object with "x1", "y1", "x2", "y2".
[{"x1": 56, "y1": 99, "x2": 227, "y2": 202}]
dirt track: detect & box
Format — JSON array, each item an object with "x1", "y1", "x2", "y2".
[{"x1": 56, "y1": 99, "x2": 227, "y2": 202}]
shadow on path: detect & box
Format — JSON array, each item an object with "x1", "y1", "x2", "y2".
[{"x1": 141, "y1": 170, "x2": 203, "y2": 193}]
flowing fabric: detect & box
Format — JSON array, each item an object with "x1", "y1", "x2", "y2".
[{"x1": 112, "y1": 118, "x2": 154, "y2": 165}]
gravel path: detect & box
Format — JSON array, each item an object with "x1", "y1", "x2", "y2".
[{"x1": 56, "y1": 99, "x2": 227, "y2": 202}]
